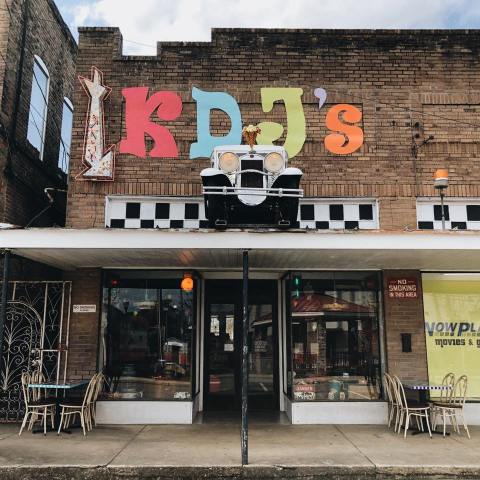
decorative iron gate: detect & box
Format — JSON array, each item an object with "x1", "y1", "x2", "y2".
[{"x1": 0, "y1": 282, "x2": 72, "y2": 422}]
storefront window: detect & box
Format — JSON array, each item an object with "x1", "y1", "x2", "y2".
[
  {"x1": 101, "y1": 273, "x2": 196, "y2": 401},
  {"x1": 287, "y1": 272, "x2": 382, "y2": 402},
  {"x1": 423, "y1": 273, "x2": 480, "y2": 400}
]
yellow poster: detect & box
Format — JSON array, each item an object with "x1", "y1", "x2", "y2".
[{"x1": 423, "y1": 273, "x2": 480, "y2": 400}]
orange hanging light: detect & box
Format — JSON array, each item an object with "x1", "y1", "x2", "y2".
[{"x1": 181, "y1": 273, "x2": 194, "y2": 292}]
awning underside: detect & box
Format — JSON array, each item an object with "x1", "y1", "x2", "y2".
[{"x1": 3, "y1": 228, "x2": 480, "y2": 271}]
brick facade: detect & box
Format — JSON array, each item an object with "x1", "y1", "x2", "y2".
[
  {"x1": 45, "y1": 28, "x2": 480, "y2": 398},
  {"x1": 383, "y1": 270, "x2": 428, "y2": 382},
  {"x1": 0, "y1": 0, "x2": 76, "y2": 229},
  {"x1": 68, "y1": 28, "x2": 480, "y2": 231},
  {"x1": 64, "y1": 268, "x2": 102, "y2": 381},
  {"x1": 0, "y1": 0, "x2": 76, "y2": 280}
]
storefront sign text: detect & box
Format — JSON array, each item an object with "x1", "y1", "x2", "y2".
[
  {"x1": 78, "y1": 66, "x2": 365, "y2": 181},
  {"x1": 387, "y1": 278, "x2": 418, "y2": 299}
]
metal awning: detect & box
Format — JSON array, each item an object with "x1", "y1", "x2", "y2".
[{"x1": 2, "y1": 228, "x2": 480, "y2": 271}]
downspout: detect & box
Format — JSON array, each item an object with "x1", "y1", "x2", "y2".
[{"x1": 4, "y1": 0, "x2": 30, "y2": 177}]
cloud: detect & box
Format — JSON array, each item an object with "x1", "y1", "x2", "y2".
[{"x1": 66, "y1": 0, "x2": 480, "y2": 54}]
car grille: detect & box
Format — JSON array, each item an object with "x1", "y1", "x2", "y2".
[{"x1": 241, "y1": 159, "x2": 264, "y2": 188}]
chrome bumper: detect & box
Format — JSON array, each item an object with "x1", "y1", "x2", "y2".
[{"x1": 202, "y1": 186, "x2": 304, "y2": 198}]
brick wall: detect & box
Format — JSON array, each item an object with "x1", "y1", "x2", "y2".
[
  {"x1": 67, "y1": 28, "x2": 480, "y2": 229},
  {"x1": 383, "y1": 270, "x2": 427, "y2": 382},
  {"x1": 0, "y1": 0, "x2": 76, "y2": 227},
  {"x1": 64, "y1": 268, "x2": 102, "y2": 381}
]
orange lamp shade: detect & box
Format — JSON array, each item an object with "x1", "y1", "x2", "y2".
[
  {"x1": 434, "y1": 169, "x2": 448, "y2": 181},
  {"x1": 181, "y1": 274, "x2": 194, "y2": 292},
  {"x1": 434, "y1": 169, "x2": 449, "y2": 189}
]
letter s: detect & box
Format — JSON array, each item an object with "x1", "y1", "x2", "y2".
[{"x1": 324, "y1": 104, "x2": 363, "y2": 155}]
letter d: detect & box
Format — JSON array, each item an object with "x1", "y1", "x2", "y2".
[{"x1": 189, "y1": 87, "x2": 242, "y2": 158}]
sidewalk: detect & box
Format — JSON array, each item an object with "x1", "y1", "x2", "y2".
[{"x1": 0, "y1": 418, "x2": 479, "y2": 479}]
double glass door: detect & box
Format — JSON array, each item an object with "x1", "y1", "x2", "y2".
[{"x1": 204, "y1": 280, "x2": 278, "y2": 411}]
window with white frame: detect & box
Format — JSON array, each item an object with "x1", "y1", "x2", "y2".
[
  {"x1": 27, "y1": 55, "x2": 50, "y2": 160},
  {"x1": 417, "y1": 198, "x2": 480, "y2": 230},
  {"x1": 58, "y1": 97, "x2": 73, "y2": 174}
]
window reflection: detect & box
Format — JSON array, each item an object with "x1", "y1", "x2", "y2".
[
  {"x1": 288, "y1": 273, "x2": 381, "y2": 402},
  {"x1": 102, "y1": 279, "x2": 195, "y2": 401}
]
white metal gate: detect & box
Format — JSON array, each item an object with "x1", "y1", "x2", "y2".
[{"x1": 0, "y1": 281, "x2": 72, "y2": 422}]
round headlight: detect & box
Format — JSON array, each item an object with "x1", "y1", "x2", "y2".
[
  {"x1": 219, "y1": 152, "x2": 239, "y2": 173},
  {"x1": 265, "y1": 152, "x2": 284, "y2": 173}
]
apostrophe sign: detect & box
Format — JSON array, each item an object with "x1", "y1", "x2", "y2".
[{"x1": 387, "y1": 278, "x2": 418, "y2": 299}]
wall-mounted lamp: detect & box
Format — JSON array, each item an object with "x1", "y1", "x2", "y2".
[{"x1": 434, "y1": 169, "x2": 449, "y2": 230}]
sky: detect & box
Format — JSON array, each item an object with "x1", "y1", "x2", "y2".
[{"x1": 55, "y1": 0, "x2": 480, "y2": 55}]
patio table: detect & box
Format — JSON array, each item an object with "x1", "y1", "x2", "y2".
[
  {"x1": 403, "y1": 382, "x2": 452, "y2": 435},
  {"x1": 28, "y1": 381, "x2": 90, "y2": 434}
]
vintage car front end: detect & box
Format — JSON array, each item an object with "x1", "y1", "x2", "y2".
[{"x1": 201, "y1": 145, "x2": 303, "y2": 228}]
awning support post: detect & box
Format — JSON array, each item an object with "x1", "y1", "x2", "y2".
[
  {"x1": 241, "y1": 249, "x2": 249, "y2": 466},
  {"x1": 0, "y1": 250, "x2": 11, "y2": 364}
]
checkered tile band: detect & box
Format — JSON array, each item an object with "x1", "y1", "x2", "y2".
[
  {"x1": 406, "y1": 385, "x2": 451, "y2": 390},
  {"x1": 105, "y1": 197, "x2": 379, "y2": 230},
  {"x1": 417, "y1": 199, "x2": 480, "y2": 231}
]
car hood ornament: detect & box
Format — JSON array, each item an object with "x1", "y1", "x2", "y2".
[{"x1": 242, "y1": 124, "x2": 261, "y2": 151}]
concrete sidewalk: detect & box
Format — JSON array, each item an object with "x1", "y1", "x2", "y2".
[{"x1": 0, "y1": 418, "x2": 479, "y2": 479}]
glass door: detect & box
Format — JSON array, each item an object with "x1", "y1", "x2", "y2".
[
  {"x1": 204, "y1": 280, "x2": 278, "y2": 411},
  {"x1": 205, "y1": 303, "x2": 238, "y2": 410}
]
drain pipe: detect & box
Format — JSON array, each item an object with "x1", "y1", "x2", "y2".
[
  {"x1": 241, "y1": 249, "x2": 249, "y2": 466},
  {"x1": 0, "y1": 250, "x2": 11, "y2": 365}
]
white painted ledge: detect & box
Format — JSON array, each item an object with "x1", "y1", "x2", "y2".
[
  {"x1": 96, "y1": 401, "x2": 195, "y2": 424},
  {"x1": 285, "y1": 396, "x2": 388, "y2": 424}
]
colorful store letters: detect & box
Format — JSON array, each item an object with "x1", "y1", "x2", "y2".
[{"x1": 80, "y1": 67, "x2": 364, "y2": 181}]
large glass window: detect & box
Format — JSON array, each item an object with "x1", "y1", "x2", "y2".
[
  {"x1": 423, "y1": 273, "x2": 480, "y2": 400},
  {"x1": 101, "y1": 273, "x2": 196, "y2": 401},
  {"x1": 287, "y1": 272, "x2": 382, "y2": 402},
  {"x1": 27, "y1": 56, "x2": 49, "y2": 159},
  {"x1": 58, "y1": 98, "x2": 73, "y2": 173}
]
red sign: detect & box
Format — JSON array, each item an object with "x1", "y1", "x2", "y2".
[
  {"x1": 294, "y1": 384, "x2": 315, "y2": 393},
  {"x1": 387, "y1": 278, "x2": 418, "y2": 299}
]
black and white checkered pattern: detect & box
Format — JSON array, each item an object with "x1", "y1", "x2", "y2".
[
  {"x1": 417, "y1": 199, "x2": 480, "y2": 231},
  {"x1": 106, "y1": 197, "x2": 209, "y2": 229},
  {"x1": 404, "y1": 384, "x2": 451, "y2": 391},
  {"x1": 105, "y1": 197, "x2": 379, "y2": 230},
  {"x1": 298, "y1": 201, "x2": 378, "y2": 230}
]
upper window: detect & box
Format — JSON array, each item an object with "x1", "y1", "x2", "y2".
[
  {"x1": 27, "y1": 56, "x2": 49, "y2": 160},
  {"x1": 58, "y1": 98, "x2": 73, "y2": 174}
]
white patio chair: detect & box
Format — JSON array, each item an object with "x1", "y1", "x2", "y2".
[
  {"x1": 433, "y1": 374, "x2": 470, "y2": 438},
  {"x1": 90, "y1": 373, "x2": 106, "y2": 426},
  {"x1": 383, "y1": 372, "x2": 399, "y2": 429},
  {"x1": 57, "y1": 375, "x2": 97, "y2": 436},
  {"x1": 393, "y1": 375, "x2": 432, "y2": 438},
  {"x1": 18, "y1": 371, "x2": 56, "y2": 436}
]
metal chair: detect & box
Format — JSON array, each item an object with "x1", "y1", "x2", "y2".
[
  {"x1": 393, "y1": 375, "x2": 432, "y2": 438},
  {"x1": 90, "y1": 373, "x2": 106, "y2": 426},
  {"x1": 383, "y1": 372, "x2": 399, "y2": 429},
  {"x1": 433, "y1": 374, "x2": 470, "y2": 438},
  {"x1": 57, "y1": 375, "x2": 97, "y2": 436},
  {"x1": 18, "y1": 371, "x2": 56, "y2": 436}
]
